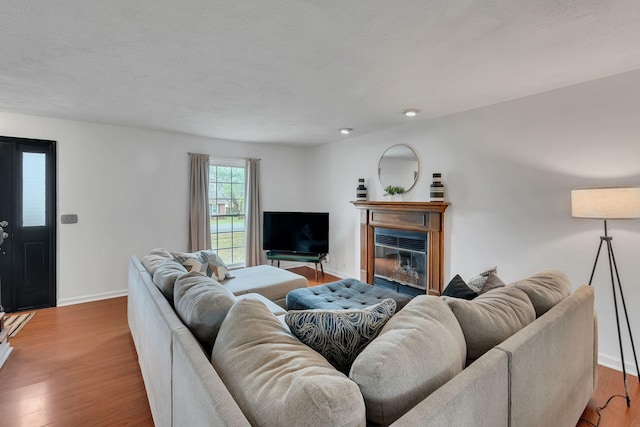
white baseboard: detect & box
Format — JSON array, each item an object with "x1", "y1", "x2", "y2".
[
  {"x1": 322, "y1": 266, "x2": 348, "y2": 279},
  {"x1": 598, "y1": 351, "x2": 639, "y2": 376},
  {"x1": 57, "y1": 289, "x2": 128, "y2": 307}
]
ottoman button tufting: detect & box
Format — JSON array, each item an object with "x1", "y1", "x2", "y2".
[{"x1": 285, "y1": 278, "x2": 411, "y2": 311}]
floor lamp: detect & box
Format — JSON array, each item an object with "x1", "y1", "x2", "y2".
[{"x1": 571, "y1": 187, "x2": 640, "y2": 407}]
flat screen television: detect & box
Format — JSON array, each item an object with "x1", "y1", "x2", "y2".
[{"x1": 263, "y1": 211, "x2": 329, "y2": 255}]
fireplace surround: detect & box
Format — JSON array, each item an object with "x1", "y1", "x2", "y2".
[{"x1": 352, "y1": 201, "x2": 448, "y2": 296}]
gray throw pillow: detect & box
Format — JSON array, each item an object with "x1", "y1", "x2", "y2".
[
  {"x1": 152, "y1": 260, "x2": 187, "y2": 302},
  {"x1": 479, "y1": 270, "x2": 506, "y2": 294},
  {"x1": 350, "y1": 296, "x2": 466, "y2": 426},
  {"x1": 446, "y1": 286, "x2": 536, "y2": 364},
  {"x1": 285, "y1": 299, "x2": 396, "y2": 374},
  {"x1": 212, "y1": 299, "x2": 366, "y2": 427},
  {"x1": 510, "y1": 269, "x2": 571, "y2": 317},
  {"x1": 173, "y1": 271, "x2": 236, "y2": 350}
]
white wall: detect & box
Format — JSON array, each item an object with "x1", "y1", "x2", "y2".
[
  {"x1": 308, "y1": 69, "x2": 640, "y2": 374},
  {"x1": 0, "y1": 112, "x2": 311, "y2": 305}
]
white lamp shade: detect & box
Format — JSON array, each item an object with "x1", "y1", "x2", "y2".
[{"x1": 571, "y1": 187, "x2": 640, "y2": 219}]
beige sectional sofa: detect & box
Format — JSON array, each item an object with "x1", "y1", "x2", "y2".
[{"x1": 128, "y1": 251, "x2": 597, "y2": 427}]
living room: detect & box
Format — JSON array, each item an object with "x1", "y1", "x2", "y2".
[{"x1": 1, "y1": 1, "x2": 640, "y2": 426}]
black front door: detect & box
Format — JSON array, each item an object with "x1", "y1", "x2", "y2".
[{"x1": 0, "y1": 136, "x2": 56, "y2": 312}]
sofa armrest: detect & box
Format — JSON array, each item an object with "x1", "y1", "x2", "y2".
[
  {"x1": 128, "y1": 256, "x2": 186, "y2": 427},
  {"x1": 172, "y1": 328, "x2": 251, "y2": 427},
  {"x1": 496, "y1": 285, "x2": 595, "y2": 427},
  {"x1": 391, "y1": 348, "x2": 509, "y2": 427}
]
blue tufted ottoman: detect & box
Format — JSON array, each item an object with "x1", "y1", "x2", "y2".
[{"x1": 286, "y1": 278, "x2": 412, "y2": 311}]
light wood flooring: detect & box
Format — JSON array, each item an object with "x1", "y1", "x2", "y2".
[{"x1": 0, "y1": 266, "x2": 637, "y2": 426}]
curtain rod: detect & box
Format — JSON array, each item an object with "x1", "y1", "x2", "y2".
[{"x1": 188, "y1": 152, "x2": 261, "y2": 161}]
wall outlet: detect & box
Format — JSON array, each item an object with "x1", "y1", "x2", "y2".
[
  {"x1": 325, "y1": 255, "x2": 330, "y2": 264},
  {"x1": 61, "y1": 214, "x2": 78, "y2": 224}
]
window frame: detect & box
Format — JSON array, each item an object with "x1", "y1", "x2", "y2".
[{"x1": 208, "y1": 157, "x2": 247, "y2": 269}]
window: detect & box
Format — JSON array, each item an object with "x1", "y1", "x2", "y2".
[
  {"x1": 209, "y1": 160, "x2": 245, "y2": 268},
  {"x1": 22, "y1": 152, "x2": 47, "y2": 227}
]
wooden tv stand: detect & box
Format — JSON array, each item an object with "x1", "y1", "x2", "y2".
[{"x1": 266, "y1": 251, "x2": 327, "y2": 281}]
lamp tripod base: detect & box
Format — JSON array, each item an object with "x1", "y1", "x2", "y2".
[{"x1": 588, "y1": 220, "x2": 640, "y2": 407}]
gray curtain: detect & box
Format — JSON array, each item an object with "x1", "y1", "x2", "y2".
[
  {"x1": 245, "y1": 158, "x2": 264, "y2": 266},
  {"x1": 189, "y1": 153, "x2": 211, "y2": 252}
]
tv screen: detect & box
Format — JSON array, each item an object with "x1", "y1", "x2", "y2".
[{"x1": 263, "y1": 212, "x2": 329, "y2": 255}]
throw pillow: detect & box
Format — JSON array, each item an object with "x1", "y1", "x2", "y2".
[
  {"x1": 479, "y1": 270, "x2": 506, "y2": 294},
  {"x1": 466, "y1": 266, "x2": 498, "y2": 293},
  {"x1": 285, "y1": 299, "x2": 397, "y2": 374},
  {"x1": 173, "y1": 271, "x2": 237, "y2": 351},
  {"x1": 442, "y1": 274, "x2": 478, "y2": 300},
  {"x1": 172, "y1": 250, "x2": 232, "y2": 282},
  {"x1": 212, "y1": 299, "x2": 366, "y2": 426},
  {"x1": 445, "y1": 286, "x2": 536, "y2": 365},
  {"x1": 350, "y1": 296, "x2": 466, "y2": 426},
  {"x1": 510, "y1": 270, "x2": 571, "y2": 317}
]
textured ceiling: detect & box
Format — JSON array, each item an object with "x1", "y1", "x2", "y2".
[{"x1": 2, "y1": 1, "x2": 640, "y2": 145}]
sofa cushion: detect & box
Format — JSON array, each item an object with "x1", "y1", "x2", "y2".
[
  {"x1": 152, "y1": 260, "x2": 188, "y2": 303},
  {"x1": 445, "y1": 286, "x2": 536, "y2": 364},
  {"x1": 141, "y1": 248, "x2": 173, "y2": 275},
  {"x1": 173, "y1": 271, "x2": 236, "y2": 350},
  {"x1": 172, "y1": 250, "x2": 232, "y2": 282},
  {"x1": 224, "y1": 265, "x2": 308, "y2": 302},
  {"x1": 212, "y1": 299, "x2": 366, "y2": 427},
  {"x1": 285, "y1": 299, "x2": 396, "y2": 373},
  {"x1": 442, "y1": 274, "x2": 477, "y2": 300},
  {"x1": 510, "y1": 270, "x2": 571, "y2": 317},
  {"x1": 479, "y1": 269, "x2": 506, "y2": 294},
  {"x1": 236, "y1": 293, "x2": 287, "y2": 316},
  {"x1": 350, "y1": 296, "x2": 466, "y2": 426}
]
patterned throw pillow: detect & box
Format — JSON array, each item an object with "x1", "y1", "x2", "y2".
[
  {"x1": 171, "y1": 250, "x2": 232, "y2": 282},
  {"x1": 466, "y1": 266, "x2": 498, "y2": 293},
  {"x1": 285, "y1": 299, "x2": 397, "y2": 374}
]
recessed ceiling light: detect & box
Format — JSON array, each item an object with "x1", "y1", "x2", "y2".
[
  {"x1": 340, "y1": 128, "x2": 353, "y2": 135},
  {"x1": 402, "y1": 108, "x2": 421, "y2": 117}
]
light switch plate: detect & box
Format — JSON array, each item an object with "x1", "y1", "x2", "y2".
[{"x1": 61, "y1": 214, "x2": 78, "y2": 224}]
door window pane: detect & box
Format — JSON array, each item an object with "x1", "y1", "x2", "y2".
[{"x1": 23, "y1": 152, "x2": 46, "y2": 227}]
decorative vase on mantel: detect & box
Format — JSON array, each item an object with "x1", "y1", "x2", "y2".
[
  {"x1": 430, "y1": 173, "x2": 444, "y2": 202},
  {"x1": 356, "y1": 178, "x2": 368, "y2": 201}
]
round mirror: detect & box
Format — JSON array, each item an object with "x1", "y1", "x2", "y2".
[{"x1": 378, "y1": 144, "x2": 420, "y2": 193}]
